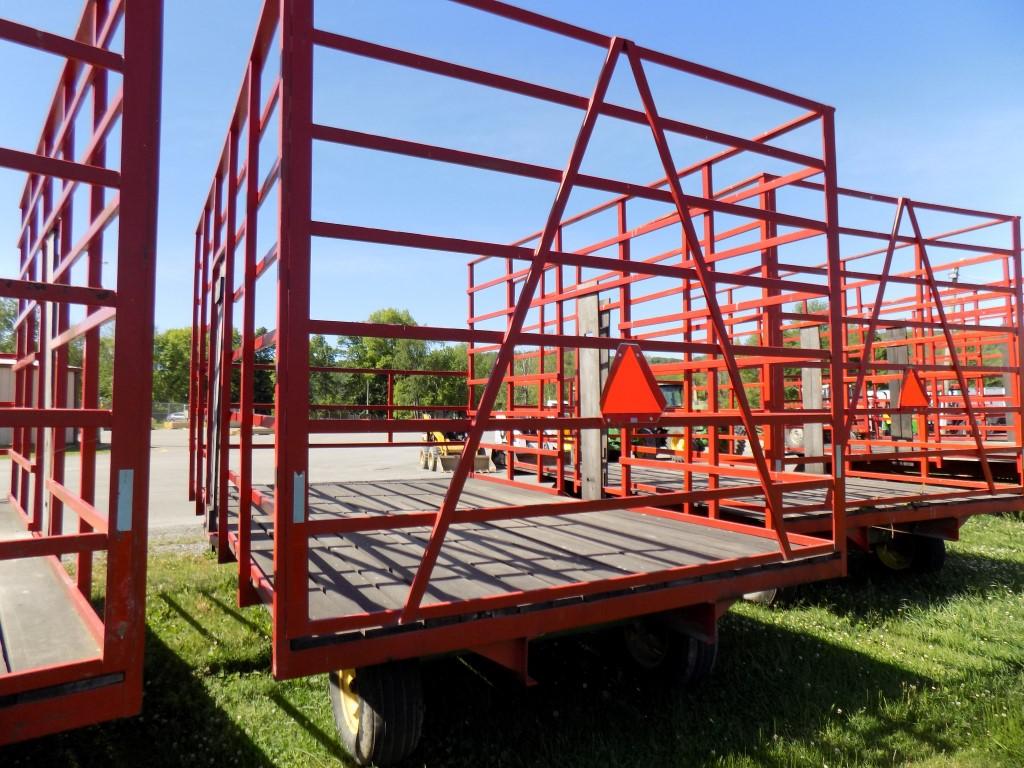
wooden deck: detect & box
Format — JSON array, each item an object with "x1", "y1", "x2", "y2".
[
  {"x1": 553, "y1": 462, "x2": 1023, "y2": 525},
  {"x1": 235, "y1": 477, "x2": 829, "y2": 624},
  {"x1": 0, "y1": 503, "x2": 100, "y2": 675}
]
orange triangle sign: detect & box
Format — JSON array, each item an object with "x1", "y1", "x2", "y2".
[
  {"x1": 600, "y1": 343, "x2": 666, "y2": 423},
  {"x1": 898, "y1": 369, "x2": 929, "y2": 408}
]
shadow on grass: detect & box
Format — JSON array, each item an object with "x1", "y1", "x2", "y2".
[
  {"x1": 407, "y1": 616, "x2": 941, "y2": 768},
  {"x1": 782, "y1": 546, "x2": 1024, "y2": 621},
  {"x1": 156, "y1": 587, "x2": 271, "y2": 675},
  {"x1": 270, "y1": 690, "x2": 347, "y2": 762},
  {"x1": 199, "y1": 589, "x2": 269, "y2": 637},
  {"x1": 158, "y1": 593, "x2": 218, "y2": 641},
  {"x1": 2, "y1": 629, "x2": 271, "y2": 768}
]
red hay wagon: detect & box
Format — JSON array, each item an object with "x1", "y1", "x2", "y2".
[
  {"x1": 0, "y1": 0, "x2": 162, "y2": 745},
  {"x1": 524, "y1": 171, "x2": 1024, "y2": 576},
  {"x1": 189, "y1": 1, "x2": 847, "y2": 763}
]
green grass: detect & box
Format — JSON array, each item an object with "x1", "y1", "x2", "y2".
[{"x1": 5, "y1": 516, "x2": 1024, "y2": 767}]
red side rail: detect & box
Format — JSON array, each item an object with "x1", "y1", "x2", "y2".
[{"x1": 0, "y1": 0, "x2": 162, "y2": 744}]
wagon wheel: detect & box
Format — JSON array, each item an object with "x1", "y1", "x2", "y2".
[
  {"x1": 623, "y1": 618, "x2": 671, "y2": 671},
  {"x1": 676, "y1": 630, "x2": 719, "y2": 684},
  {"x1": 874, "y1": 536, "x2": 914, "y2": 571},
  {"x1": 329, "y1": 662, "x2": 424, "y2": 767},
  {"x1": 622, "y1": 619, "x2": 718, "y2": 685},
  {"x1": 874, "y1": 533, "x2": 946, "y2": 573}
]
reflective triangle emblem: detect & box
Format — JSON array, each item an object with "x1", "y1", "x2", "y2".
[
  {"x1": 898, "y1": 369, "x2": 929, "y2": 408},
  {"x1": 600, "y1": 343, "x2": 666, "y2": 423}
]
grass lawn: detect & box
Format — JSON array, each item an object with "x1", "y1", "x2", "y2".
[{"x1": 4, "y1": 514, "x2": 1024, "y2": 767}]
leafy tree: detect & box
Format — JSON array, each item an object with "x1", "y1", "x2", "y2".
[
  {"x1": 395, "y1": 343, "x2": 468, "y2": 411},
  {"x1": 65, "y1": 326, "x2": 115, "y2": 403},
  {"x1": 339, "y1": 308, "x2": 428, "y2": 406},
  {"x1": 98, "y1": 327, "x2": 116, "y2": 403},
  {"x1": 0, "y1": 298, "x2": 15, "y2": 353},
  {"x1": 309, "y1": 334, "x2": 342, "y2": 416},
  {"x1": 152, "y1": 327, "x2": 192, "y2": 403},
  {"x1": 341, "y1": 308, "x2": 427, "y2": 369},
  {"x1": 231, "y1": 326, "x2": 276, "y2": 413}
]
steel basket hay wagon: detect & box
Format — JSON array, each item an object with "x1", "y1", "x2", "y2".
[
  {"x1": 0, "y1": 0, "x2": 162, "y2": 744},
  {"x1": 543, "y1": 171, "x2": 1024, "y2": 576},
  {"x1": 189, "y1": 1, "x2": 847, "y2": 763},
  {"x1": 771, "y1": 182, "x2": 1024, "y2": 570}
]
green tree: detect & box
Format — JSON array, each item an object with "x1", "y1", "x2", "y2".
[
  {"x1": 309, "y1": 334, "x2": 341, "y2": 415},
  {"x1": 152, "y1": 327, "x2": 192, "y2": 403},
  {"x1": 339, "y1": 308, "x2": 428, "y2": 406},
  {"x1": 98, "y1": 327, "x2": 115, "y2": 403},
  {"x1": 229, "y1": 327, "x2": 276, "y2": 413},
  {"x1": 0, "y1": 298, "x2": 15, "y2": 353},
  {"x1": 395, "y1": 343, "x2": 468, "y2": 411}
]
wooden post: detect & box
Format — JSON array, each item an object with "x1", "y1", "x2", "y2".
[
  {"x1": 800, "y1": 325, "x2": 824, "y2": 474},
  {"x1": 578, "y1": 293, "x2": 609, "y2": 499}
]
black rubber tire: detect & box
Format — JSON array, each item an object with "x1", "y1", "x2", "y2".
[
  {"x1": 671, "y1": 631, "x2": 718, "y2": 686},
  {"x1": 328, "y1": 661, "x2": 424, "y2": 767},
  {"x1": 912, "y1": 536, "x2": 946, "y2": 573},
  {"x1": 875, "y1": 533, "x2": 946, "y2": 574},
  {"x1": 622, "y1": 620, "x2": 718, "y2": 686},
  {"x1": 623, "y1": 620, "x2": 671, "y2": 671}
]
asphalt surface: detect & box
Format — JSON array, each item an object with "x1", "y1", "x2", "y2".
[{"x1": 2, "y1": 428, "x2": 428, "y2": 537}]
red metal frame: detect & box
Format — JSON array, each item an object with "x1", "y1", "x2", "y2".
[
  {"x1": 548, "y1": 165, "x2": 1024, "y2": 540},
  {"x1": 190, "y1": 0, "x2": 846, "y2": 681},
  {"x1": 0, "y1": 0, "x2": 162, "y2": 745},
  {"x1": 470, "y1": 147, "x2": 847, "y2": 542},
  {"x1": 820, "y1": 185, "x2": 1022, "y2": 537},
  {"x1": 729, "y1": 180, "x2": 1024, "y2": 537}
]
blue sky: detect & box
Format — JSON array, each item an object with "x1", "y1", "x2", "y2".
[{"x1": 0, "y1": 0, "x2": 1021, "y2": 333}]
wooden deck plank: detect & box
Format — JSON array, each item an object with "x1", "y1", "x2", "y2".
[
  {"x1": 562, "y1": 462, "x2": 1016, "y2": 520},
  {"x1": 236, "y1": 476, "x2": 821, "y2": 623},
  {"x1": 0, "y1": 503, "x2": 100, "y2": 674}
]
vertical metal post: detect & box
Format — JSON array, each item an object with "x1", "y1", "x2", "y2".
[
  {"x1": 701, "y1": 163, "x2": 719, "y2": 519},
  {"x1": 1011, "y1": 218, "x2": 1024, "y2": 478},
  {"x1": 49, "y1": 68, "x2": 75, "y2": 539},
  {"x1": 821, "y1": 108, "x2": 847, "y2": 565},
  {"x1": 387, "y1": 372, "x2": 394, "y2": 444},
  {"x1": 238, "y1": 61, "x2": 261, "y2": 607},
  {"x1": 78, "y1": 0, "x2": 109, "y2": 595},
  {"x1": 617, "y1": 200, "x2": 632, "y2": 495},
  {"x1": 189, "y1": 226, "x2": 201, "y2": 503},
  {"x1": 102, "y1": 0, "x2": 163, "y2": 706},
  {"x1": 554, "y1": 227, "x2": 566, "y2": 493},
  {"x1": 275, "y1": 0, "x2": 313, "y2": 661},
  {"x1": 217, "y1": 123, "x2": 240, "y2": 563}
]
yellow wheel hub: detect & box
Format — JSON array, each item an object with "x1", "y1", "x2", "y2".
[
  {"x1": 338, "y1": 669, "x2": 361, "y2": 734},
  {"x1": 876, "y1": 542, "x2": 912, "y2": 571}
]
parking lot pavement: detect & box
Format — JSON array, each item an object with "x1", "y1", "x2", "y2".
[{"x1": 3, "y1": 428, "x2": 430, "y2": 536}]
